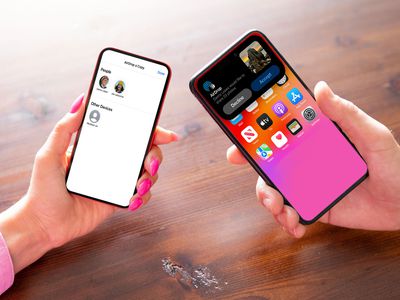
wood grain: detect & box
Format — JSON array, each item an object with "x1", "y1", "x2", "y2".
[{"x1": 1, "y1": 0, "x2": 400, "y2": 299}]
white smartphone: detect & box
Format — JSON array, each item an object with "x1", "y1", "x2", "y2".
[{"x1": 66, "y1": 48, "x2": 171, "y2": 207}]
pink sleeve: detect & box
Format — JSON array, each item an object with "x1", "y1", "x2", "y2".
[{"x1": 0, "y1": 231, "x2": 14, "y2": 295}]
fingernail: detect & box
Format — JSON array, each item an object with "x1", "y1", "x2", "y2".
[
  {"x1": 137, "y1": 179, "x2": 152, "y2": 196},
  {"x1": 277, "y1": 214, "x2": 284, "y2": 225},
  {"x1": 292, "y1": 227, "x2": 298, "y2": 237},
  {"x1": 150, "y1": 158, "x2": 160, "y2": 176},
  {"x1": 170, "y1": 131, "x2": 181, "y2": 141},
  {"x1": 262, "y1": 198, "x2": 271, "y2": 210},
  {"x1": 70, "y1": 93, "x2": 84, "y2": 113},
  {"x1": 128, "y1": 197, "x2": 143, "y2": 211},
  {"x1": 293, "y1": 225, "x2": 305, "y2": 238}
]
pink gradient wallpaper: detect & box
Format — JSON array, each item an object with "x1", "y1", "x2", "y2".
[{"x1": 221, "y1": 63, "x2": 367, "y2": 222}]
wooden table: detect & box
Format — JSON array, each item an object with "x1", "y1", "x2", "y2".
[{"x1": 1, "y1": 0, "x2": 400, "y2": 299}]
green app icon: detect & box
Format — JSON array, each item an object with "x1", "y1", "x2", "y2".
[{"x1": 256, "y1": 144, "x2": 273, "y2": 160}]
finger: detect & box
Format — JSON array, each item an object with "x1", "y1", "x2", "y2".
[
  {"x1": 292, "y1": 224, "x2": 307, "y2": 238},
  {"x1": 315, "y1": 81, "x2": 395, "y2": 155},
  {"x1": 226, "y1": 145, "x2": 248, "y2": 165},
  {"x1": 275, "y1": 206, "x2": 306, "y2": 238},
  {"x1": 65, "y1": 145, "x2": 74, "y2": 167},
  {"x1": 136, "y1": 171, "x2": 159, "y2": 197},
  {"x1": 256, "y1": 177, "x2": 306, "y2": 238},
  {"x1": 66, "y1": 145, "x2": 74, "y2": 156},
  {"x1": 153, "y1": 126, "x2": 180, "y2": 145},
  {"x1": 43, "y1": 93, "x2": 85, "y2": 158},
  {"x1": 144, "y1": 145, "x2": 163, "y2": 176},
  {"x1": 128, "y1": 192, "x2": 151, "y2": 212},
  {"x1": 256, "y1": 177, "x2": 284, "y2": 215},
  {"x1": 275, "y1": 206, "x2": 300, "y2": 233}
]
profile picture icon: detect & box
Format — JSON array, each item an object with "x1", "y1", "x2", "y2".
[
  {"x1": 114, "y1": 80, "x2": 125, "y2": 94},
  {"x1": 99, "y1": 76, "x2": 109, "y2": 89},
  {"x1": 89, "y1": 110, "x2": 100, "y2": 123},
  {"x1": 240, "y1": 41, "x2": 272, "y2": 74}
]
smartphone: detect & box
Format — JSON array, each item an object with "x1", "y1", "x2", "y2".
[
  {"x1": 66, "y1": 48, "x2": 170, "y2": 207},
  {"x1": 189, "y1": 30, "x2": 368, "y2": 224}
]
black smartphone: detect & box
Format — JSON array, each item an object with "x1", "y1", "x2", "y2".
[
  {"x1": 66, "y1": 48, "x2": 171, "y2": 207},
  {"x1": 190, "y1": 30, "x2": 367, "y2": 224}
]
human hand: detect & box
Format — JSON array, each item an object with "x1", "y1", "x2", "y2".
[
  {"x1": 227, "y1": 81, "x2": 400, "y2": 238},
  {"x1": 0, "y1": 93, "x2": 179, "y2": 272}
]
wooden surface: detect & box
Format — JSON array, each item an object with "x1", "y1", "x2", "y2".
[{"x1": 1, "y1": 0, "x2": 400, "y2": 299}]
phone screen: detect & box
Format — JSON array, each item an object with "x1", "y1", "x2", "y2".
[
  {"x1": 66, "y1": 49, "x2": 170, "y2": 207},
  {"x1": 192, "y1": 32, "x2": 367, "y2": 223}
]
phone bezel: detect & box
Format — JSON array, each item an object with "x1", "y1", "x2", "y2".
[
  {"x1": 66, "y1": 47, "x2": 171, "y2": 208},
  {"x1": 189, "y1": 30, "x2": 368, "y2": 224}
]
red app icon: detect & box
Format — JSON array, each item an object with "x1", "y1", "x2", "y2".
[{"x1": 241, "y1": 126, "x2": 258, "y2": 143}]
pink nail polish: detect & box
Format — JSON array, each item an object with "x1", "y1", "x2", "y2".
[
  {"x1": 137, "y1": 179, "x2": 152, "y2": 196},
  {"x1": 128, "y1": 197, "x2": 143, "y2": 211},
  {"x1": 150, "y1": 158, "x2": 160, "y2": 176},
  {"x1": 70, "y1": 93, "x2": 84, "y2": 113}
]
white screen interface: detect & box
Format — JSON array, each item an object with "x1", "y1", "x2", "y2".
[{"x1": 67, "y1": 49, "x2": 169, "y2": 207}]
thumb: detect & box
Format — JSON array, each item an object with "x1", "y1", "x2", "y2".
[
  {"x1": 315, "y1": 81, "x2": 394, "y2": 156},
  {"x1": 43, "y1": 93, "x2": 85, "y2": 158}
]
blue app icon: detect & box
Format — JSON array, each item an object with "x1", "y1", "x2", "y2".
[
  {"x1": 203, "y1": 81, "x2": 216, "y2": 92},
  {"x1": 286, "y1": 87, "x2": 303, "y2": 105},
  {"x1": 230, "y1": 114, "x2": 243, "y2": 125}
]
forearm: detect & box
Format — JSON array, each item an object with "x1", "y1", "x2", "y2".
[{"x1": 0, "y1": 196, "x2": 52, "y2": 273}]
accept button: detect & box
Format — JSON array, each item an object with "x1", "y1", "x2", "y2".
[
  {"x1": 251, "y1": 64, "x2": 280, "y2": 92},
  {"x1": 223, "y1": 88, "x2": 252, "y2": 115}
]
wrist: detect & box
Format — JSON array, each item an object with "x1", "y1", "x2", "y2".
[{"x1": 0, "y1": 196, "x2": 52, "y2": 273}]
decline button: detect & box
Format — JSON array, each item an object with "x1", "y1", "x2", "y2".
[{"x1": 223, "y1": 88, "x2": 252, "y2": 115}]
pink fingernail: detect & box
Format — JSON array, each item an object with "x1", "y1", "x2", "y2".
[
  {"x1": 70, "y1": 93, "x2": 84, "y2": 113},
  {"x1": 137, "y1": 179, "x2": 152, "y2": 196},
  {"x1": 128, "y1": 197, "x2": 143, "y2": 211},
  {"x1": 150, "y1": 158, "x2": 160, "y2": 176}
]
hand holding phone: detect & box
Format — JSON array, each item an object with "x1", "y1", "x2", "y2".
[
  {"x1": 190, "y1": 30, "x2": 368, "y2": 224},
  {"x1": 2, "y1": 91, "x2": 177, "y2": 272},
  {"x1": 228, "y1": 81, "x2": 400, "y2": 237},
  {"x1": 66, "y1": 48, "x2": 172, "y2": 208}
]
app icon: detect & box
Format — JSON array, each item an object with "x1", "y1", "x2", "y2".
[
  {"x1": 256, "y1": 144, "x2": 273, "y2": 160},
  {"x1": 256, "y1": 113, "x2": 273, "y2": 130},
  {"x1": 286, "y1": 119, "x2": 302, "y2": 135},
  {"x1": 271, "y1": 131, "x2": 288, "y2": 148},
  {"x1": 276, "y1": 74, "x2": 288, "y2": 86},
  {"x1": 203, "y1": 81, "x2": 216, "y2": 92},
  {"x1": 272, "y1": 100, "x2": 288, "y2": 118},
  {"x1": 286, "y1": 87, "x2": 303, "y2": 105},
  {"x1": 261, "y1": 88, "x2": 273, "y2": 100},
  {"x1": 245, "y1": 101, "x2": 258, "y2": 112},
  {"x1": 230, "y1": 114, "x2": 243, "y2": 125},
  {"x1": 302, "y1": 106, "x2": 317, "y2": 122},
  {"x1": 241, "y1": 126, "x2": 258, "y2": 143}
]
